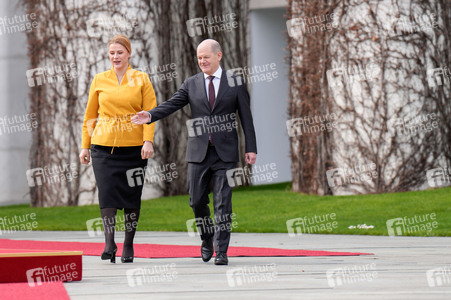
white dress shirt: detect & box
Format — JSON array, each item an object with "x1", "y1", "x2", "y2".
[{"x1": 204, "y1": 66, "x2": 222, "y2": 100}]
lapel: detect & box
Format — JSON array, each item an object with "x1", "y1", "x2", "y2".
[
  {"x1": 213, "y1": 70, "x2": 229, "y2": 111},
  {"x1": 195, "y1": 73, "x2": 211, "y2": 111}
]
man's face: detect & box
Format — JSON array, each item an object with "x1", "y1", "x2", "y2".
[{"x1": 197, "y1": 44, "x2": 222, "y2": 75}]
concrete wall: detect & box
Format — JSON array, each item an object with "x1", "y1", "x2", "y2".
[
  {"x1": 0, "y1": 1, "x2": 32, "y2": 205},
  {"x1": 249, "y1": 7, "x2": 292, "y2": 184}
]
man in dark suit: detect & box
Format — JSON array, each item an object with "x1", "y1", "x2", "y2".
[{"x1": 132, "y1": 39, "x2": 257, "y2": 265}]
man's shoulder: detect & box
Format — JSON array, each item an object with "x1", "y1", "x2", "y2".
[{"x1": 184, "y1": 72, "x2": 204, "y2": 83}]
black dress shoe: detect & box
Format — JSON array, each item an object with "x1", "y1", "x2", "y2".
[
  {"x1": 214, "y1": 252, "x2": 228, "y2": 265},
  {"x1": 121, "y1": 256, "x2": 134, "y2": 263},
  {"x1": 201, "y1": 237, "x2": 214, "y2": 262},
  {"x1": 101, "y1": 247, "x2": 117, "y2": 263}
]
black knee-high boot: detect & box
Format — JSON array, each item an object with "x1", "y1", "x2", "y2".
[
  {"x1": 122, "y1": 208, "x2": 140, "y2": 263},
  {"x1": 100, "y1": 208, "x2": 118, "y2": 263}
]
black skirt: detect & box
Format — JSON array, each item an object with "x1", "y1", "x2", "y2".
[{"x1": 91, "y1": 145, "x2": 147, "y2": 209}]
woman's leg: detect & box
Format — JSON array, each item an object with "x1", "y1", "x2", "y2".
[
  {"x1": 122, "y1": 208, "x2": 140, "y2": 262},
  {"x1": 100, "y1": 207, "x2": 117, "y2": 253}
]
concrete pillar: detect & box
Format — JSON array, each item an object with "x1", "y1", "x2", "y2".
[{"x1": 0, "y1": 1, "x2": 32, "y2": 205}]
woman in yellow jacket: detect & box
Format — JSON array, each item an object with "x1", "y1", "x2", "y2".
[{"x1": 79, "y1": 34, "x2": 156, "y2": 263}]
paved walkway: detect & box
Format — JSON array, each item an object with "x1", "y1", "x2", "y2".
[{"x1": 3, "y1": 231, "x2": 451, "y2": 299}]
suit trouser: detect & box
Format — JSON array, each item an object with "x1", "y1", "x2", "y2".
[{"x1": 187, "y1": 145, "x2": 235, "y2": 253}]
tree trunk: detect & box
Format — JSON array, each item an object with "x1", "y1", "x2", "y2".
[{"x1": 287, "y1": 0, "x2": 451, "y2": 195}]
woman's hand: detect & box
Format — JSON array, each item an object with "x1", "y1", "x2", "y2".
[
  {"x1": 79, "y1": 149, "x2": 90, "y2": 165},
  {"x1": 141, "y1": 141, "x2": 154, "y2": 159}
]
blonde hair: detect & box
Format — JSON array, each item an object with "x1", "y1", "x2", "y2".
[{"x1": 108, "y1": 34, "x2": 131, "y2": 54}]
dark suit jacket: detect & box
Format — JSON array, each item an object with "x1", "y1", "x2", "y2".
[{"x1": 147, "y1": 69, "x2": 257, "y2": 163}]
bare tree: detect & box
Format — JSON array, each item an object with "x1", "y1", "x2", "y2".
[{"x1": 287, "y1": 0, "x2": 451, "y2": 195}]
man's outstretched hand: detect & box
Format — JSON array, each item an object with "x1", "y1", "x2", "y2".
[{"x1": 131, "y1": 111, "x2": 150, "y2": 125}]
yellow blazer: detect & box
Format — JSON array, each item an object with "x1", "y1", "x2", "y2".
[{"x1": 81, "y1": 66, "x2": 156, "y2": 149}]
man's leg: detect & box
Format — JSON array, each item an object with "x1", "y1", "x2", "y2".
[
  {"x1": 211, "y1": 148, "x2": 235, "y2": 265},
  {"x1": 187, "y1": 151, "x2": 215, "y2": 262},
  {"x1": 187, "y1": 161, "x2": 214, "y2": 239},
  {"x1": 212, "y1": 167, "x2": 234, "y2": 253}
]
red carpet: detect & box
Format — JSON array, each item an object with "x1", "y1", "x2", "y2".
[
  {"x1": 0, "y1": 239, "x2": 371, "y2": 258},
  {"x1": 0, "y1": 282, "x2": 70, "y2": 300}
]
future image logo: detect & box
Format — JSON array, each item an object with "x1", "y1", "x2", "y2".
[
  {"x1": 426, "y1": 266, "x2": 451, "y2": 287},
  {"x1": 287, "y1": 13, "x2": 339, "y2": 40},
  {"x1": 0, "y1": 13, "x2": 38, "y2": 36},
  {"x1": 326, "y1": 163, "x2": 377, "y2": 189},
  {"x1": 427, "y1": 66, "x2": 450, "y2": 87},
  {"x1": 226, "y1": 63, "x2": 278, "y2": 87},
  {"x1": 226, "y1": 264, "x2": 277, "y2": 288},
  {"x1": 126, "y1": 163, "x2": 178, "y2": 187},
  {"x1": 426, "y1": 167, "x2": 451, "y2": 188},
  {"x1": 26, "y1": 163, "x2": 78, "y2": 187},
  {"x1": 226, "y1": 163, "x2": 278, "y2": 187},
  {"x1": 326, "y1": 63, "x2": 381, "y2": 88},
  {"x1": 186, "y1": 13, "x2": 238, "y2": 37},
  {"x1": 86, "y1": 13, "x2": 138, "y2": 38},
  {"x1": 86, "y1": 217, "x2": 104, "y2": 237},
  {"x1": 386, "y1": 213, "x2": 438, "y2": 236},
  {"x1": 286, "y1": 213, "x2": 338, "y2": 237},
  {"x1": 0, "y1": 113, "x2": 38, "y2": 136},
  {"x1": 0, "y1": 213, "x2": 38, "y2": 235},
  {"x1": 286, "y1": 113, "x2": 338, "y2": 137},
  {"x1": 26, "y1": 263, "x2": 79, "y2": 287},
  {"x1": 186, "y1": 214, "x2": 238, "y2": 238},
  {"x1": 186, "y1": 114, "x2": 237, "y2": 138},
  {"x1": 393, "y1": 113, "x2": 439, "y2": 137},
  {"x1": 326, "y1": 263, "x2": 377, "y2": 288},
  {"x1": 25, "y1": 63, "x2": 78, "y2": 88},
  {"x1": 126, "y1": 264, "x2": 178, "y2": 287}
]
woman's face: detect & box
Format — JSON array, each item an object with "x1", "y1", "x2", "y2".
[{"x1": 109, "y1": 43, "x2": 130, "y2": 71}]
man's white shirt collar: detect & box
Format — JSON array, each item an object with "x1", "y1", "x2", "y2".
[{"x1": 204, "y1": 66, "x2": 222, "y2": 79}]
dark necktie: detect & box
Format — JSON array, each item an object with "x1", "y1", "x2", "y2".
[
  {"x1": 208, "y1": 75, "x2": 215, "y2": 110},
  {"x1": 207, "y1": 76, "x2": 215, "y2": 145}
]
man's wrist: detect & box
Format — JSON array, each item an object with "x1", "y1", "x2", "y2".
[{"x1": 147, "y1": 112, "x2": 152, "y2": 123}]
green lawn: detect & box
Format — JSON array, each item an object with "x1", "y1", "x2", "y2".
[{"x1": 0, "y1": 183, "x2": 449, "y2": 236}]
